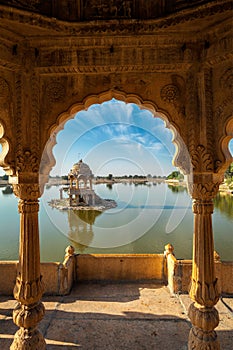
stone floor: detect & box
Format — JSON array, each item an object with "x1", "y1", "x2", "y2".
[{"x1": 0, "y1": 283, "x2": 232, "y2": 350}]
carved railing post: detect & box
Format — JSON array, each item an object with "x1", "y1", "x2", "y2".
[
  {"x1": 164, "y1": 243, "x2": 178, "y2": 295},
  {"x1": 10, "y1": 182, "x2": 46, "y2": 350},
  {"x1": 187, "y1": 175, "x2": 222, "y2": 350}
]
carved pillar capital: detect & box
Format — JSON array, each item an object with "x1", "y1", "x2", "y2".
[
  {"x1": 12, "y1": 182, "x2": 40, "y2": 201},
  {"x1": 187, "y1": 173, "x2": 223, "y2": 201},
  {"x1": 192, "y1": 199, "x2": 213, "y2": 215}
]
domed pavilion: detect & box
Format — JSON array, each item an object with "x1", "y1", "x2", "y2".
[{"x1": 67, "y1": 159, "x2": 95, "y2": 207}]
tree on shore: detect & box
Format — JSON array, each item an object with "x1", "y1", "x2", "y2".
[
  {"x1": 166, "y1": 171, "x2": 184, "y2": 181},
  {"x1": 225, "y1": 163, "x2": 233, "y2": 188}
]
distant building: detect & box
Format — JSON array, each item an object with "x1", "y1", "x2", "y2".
[{"x1": 62, "y1": 160, "x2": 95, "y2": 207}]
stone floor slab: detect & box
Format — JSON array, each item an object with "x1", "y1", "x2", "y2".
[{"x1": 0, "y1": 283, "x2": 232, "y2": 350}]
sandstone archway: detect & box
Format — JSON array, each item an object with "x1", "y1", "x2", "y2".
[{"x1": 40, "y1": 90, "x2": 191, "y2": 192}]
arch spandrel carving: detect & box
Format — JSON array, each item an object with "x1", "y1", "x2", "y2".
[
  {"x1": 39, "y1": 90, "x2": 191, "y2": 192},
  {"x1": 39, "y1": 71, "x2": 188, "y2": 144}
]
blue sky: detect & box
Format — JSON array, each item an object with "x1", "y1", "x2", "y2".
[
  {"x1": 0, "y1": 99, "x2": 233, "y2": 177},
  {"x1": 51, "y1": 99, "x2": 176, "y2": 177}
]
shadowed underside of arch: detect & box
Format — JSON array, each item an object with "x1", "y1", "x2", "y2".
[
  {"x1": 0, "y1": 121, "x2": 13, "y2": 175},
  {"x1": 218, "y1": 116, "x2": 233, "y2": 174},
  {"x1": 39, "y1": 90, "x2": 191, "y2": 189}
]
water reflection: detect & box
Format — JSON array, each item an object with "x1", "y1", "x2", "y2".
[
  {"x1": 67, "y1": 209, "x2": 102, "y2": 252},
  {"x1": 2, "y1": 185, "x2": 13, "y2": 194},
  {"x1": 0, "y1": 182, "x2": 232, "y2": 261},
  {"x1": 167, "y1": 184, "x2": 187, "y2": 193},
  {"x1": 214, "y1": 193, "x2": 233, "y2": 220}
]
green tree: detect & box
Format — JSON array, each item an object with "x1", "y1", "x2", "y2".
[{"x1": 166, "y1": 171, "x2": 184, "y2": 180}]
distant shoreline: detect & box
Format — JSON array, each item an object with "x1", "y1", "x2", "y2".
[
  {"x1": 44, "y1": 177, "x2": 166, "y2": 186},
  {"x1": 1, "y1": 178, "x2": 232, "y2": 195}
]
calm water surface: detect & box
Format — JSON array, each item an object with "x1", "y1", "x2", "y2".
[{"x1": 0, "y1": 182, "x2": 232, "y2": 262}]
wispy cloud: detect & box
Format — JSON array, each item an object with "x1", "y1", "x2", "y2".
[{"x1": 49, "y1": 99, "x2": 178, "y2": 176}]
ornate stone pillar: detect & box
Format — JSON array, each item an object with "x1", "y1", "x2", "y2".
[
  {"x1": 11, "y1": 182, "x2": 46, "y2": 350},
  {"x1": 188, "y1": 175, "x2": 222, "y2": 350}
]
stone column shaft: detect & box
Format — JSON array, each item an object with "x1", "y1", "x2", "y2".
[
  {"x1": 190, "y1": 200, "x2": 218, "y2": 307},
  {"x1": 188, "y1": 179, "x2": 221, "y2": 350},
  {"x1": 11, "y1": 183, "x2": 46, "y2": 350}
]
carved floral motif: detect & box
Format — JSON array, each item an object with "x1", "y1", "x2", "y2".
[
  {"x1": 188, "y1": 182, "x2": 221, "y2": 201},
  {"x1": 16, "y1": 150, "x2": 39, "y2": 173},
  {"x1": 46, "y1": 81, "x2": 65, "y2": 102},
  {"x1": 189, "y1": 279, "x2": 219, "y2": 308},
  {"x1": 191, "y1": 145, "x2": 213, "y2": 172},
  {"x1": 13, "y1": 184, "x2": 40, "y2": 200},
  {"x1": 160, "y1": 84, "x2": 180, "y2": 103},
  {"x1": 14, "y1": 277, "x2": 44, "y2": 308}
]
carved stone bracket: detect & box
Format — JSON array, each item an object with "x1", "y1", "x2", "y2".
[
  {"x1": 16, "y1": 150, "x2": 40, "y2": 173},
  {"x1": 191, "y1": 145, "x2": 213, "y2": 172}
]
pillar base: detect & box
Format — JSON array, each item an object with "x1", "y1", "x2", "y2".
[
  {"x1": 188, "y1": 302, "x2": 220, "y2": 350},
  {"x1": 188, "y1": 326, "x2": 220, "y2": 350},
  {"x1": 10, "y1": 328, "x2": 46, "y2": 350}
]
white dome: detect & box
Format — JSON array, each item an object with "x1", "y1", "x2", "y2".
[{"x1": 69, "y1": 160, "x2": 93, "y2": 178}]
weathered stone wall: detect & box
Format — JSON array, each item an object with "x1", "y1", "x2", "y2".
[
  {"x1": 1, "y1": 255, "x2": 233, "y2": 296},
  {"x1": 76, "y1": 254, "x2": 165, "y2": 282}
]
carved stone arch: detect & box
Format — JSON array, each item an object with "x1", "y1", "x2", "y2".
[
  {"x1": 0, "y1": 119, "x2": 14, "y2": 175},
  {"x1": 217, "y1": 115, "x2": 233, "y2": 174},
  {"x1": 40, "y1": 90, "x2": 191, "y2": 192}
]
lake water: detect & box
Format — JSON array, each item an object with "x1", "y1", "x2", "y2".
[{"x1": 0, "y1": 182, "x2": 232, "y2": 262}]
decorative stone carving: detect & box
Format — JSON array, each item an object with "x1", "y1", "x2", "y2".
[
  {"x1": 31, "y1": 74, "x2": 40, "y2": 158},
  {"x1": 11, "y1": 0, "x2": 40, "y2": 8},
  {"x1": 188, "y1": 303, "x2": 220, "y2": 350},
  {"x1": 202, "y1": 68, "x2": 214, "y2": 161},
  {"x1": 1, "y1": 0, "x2": 230, "y2": 24},
  {"x1": 13, "y1": 300, "x2": 45, "y2": 328},
  {"x1": 220, "y1": 67, "x2": 233, "y2": 91},
  {"x1": 15, "y1": 73, "x2": 23, "y2": 156},
  {"x1": 0, "y1": 77, "x2": 10, "y2": 99},
  {"x1": 187, "y1": 180, "x2": 222, "y2": 201},
  {"x1": 10, "y1": 328, "x2": 46, "y2": 350},
  {"x1": 83, "y1": 0, "x2": 133, "y2": 19},
  {"x1": 16, "y1": 150, "x2": 39, "y2": 173},
  {"x1": 191, "y1": 145, "x2": 213, "y2": 172},
  {"x1": 160, "y1": 80, "x2": 185, "y2": 118},
  {"x1": 0, "y1": 2, "x2": 231, "y2": 350},
  {"x1": 13, "y1": 184, "x2": 40, "y2": 200},
  {"x1": 46, "y1": 81, "x2": 66, "y2": 102},
  {"x1": 160, "y1": 84, "x2": 180, "y2": 103}
]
